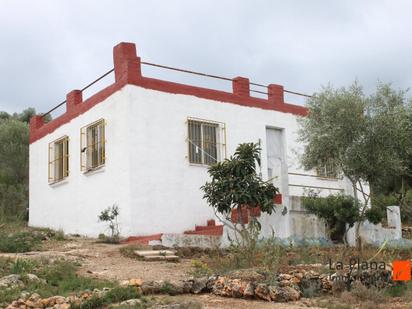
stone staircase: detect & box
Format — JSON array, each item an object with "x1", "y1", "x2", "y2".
[
  {"x1": 121, "y1": 219, "x2": 224, "y2": 248},
  {"x1": 133, "y1": 249, "x2": 179, "y2": 262}
]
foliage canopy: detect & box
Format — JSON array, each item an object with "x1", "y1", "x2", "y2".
[
  {"x1": 0, "y1": 108, "x2": 38, "y2": 220},
  {"x1": 201, "y1": 143, "x2": 279, "y2": 220},
  {"x1": 298, "y1": 82, "x2": 412, "y2": 247}
]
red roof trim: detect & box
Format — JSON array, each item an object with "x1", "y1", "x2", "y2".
[
  {"x1": 133, "y1": 76, "x2": 308, "y2": 116},
  {"x1": 29, "y1": 42, "x2": 308, "y2": 144},
  {"x1": 29, "y1": 82, "x2": 124, "y2": 144}
]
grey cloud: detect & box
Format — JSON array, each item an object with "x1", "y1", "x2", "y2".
[{"x1": 1, "y1": 0, "x2": 412, "y2": 114}]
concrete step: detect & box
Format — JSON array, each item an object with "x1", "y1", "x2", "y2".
[
  {"x1": 134, "y1": 250, "x2": 176, "y2": 257},
  {"x1": 143, "y1": 255, "x2": 179, "y2": 262}
]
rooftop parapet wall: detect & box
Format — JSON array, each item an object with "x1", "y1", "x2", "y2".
[{"x1": 29, "y1": 42, "x2": 308, "y2": 144}]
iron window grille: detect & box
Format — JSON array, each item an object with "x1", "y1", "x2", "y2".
[
  {"x1": 80, "y1": 119, "x2": 106, "y2": 172},
  {"x1": 316, "y1": 159, "x2": 338, "y2": 179},
  {"x1": 187, "y1": 118, "x2": 226, "y2": 165},
  {"x1": 48, "y1": 136, "x2": 69, "y2": 183}
]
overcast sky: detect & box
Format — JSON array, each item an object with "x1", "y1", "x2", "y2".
[{"x1": 1, "y1": 0, "x2": 412, "y2": 114}]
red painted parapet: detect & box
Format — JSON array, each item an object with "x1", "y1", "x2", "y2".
[
  {"x1": 66, "y1": 90, "x2": 83, "y2": 114},
  {"x1": 29, "y1": 115, "x2": 45, "y2": 142},
  {"x1": 29, "y1": 115, "x2": 44, "y2": 131},
  {"x1": 268, "y1": 84, "x2": 284, "y2": 106},
  {"x1": 30, "y1": 42, "x2": 308, "y2": 144},
  {"x1": 113, "y1": 42, "x2": 141, "y2": 85},
  {"x1": 232, "y1": 77, "x2": 250, "y2": 97}
]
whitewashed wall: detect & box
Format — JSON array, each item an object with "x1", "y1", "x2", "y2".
[
  {"x1": 125, "y1": 85, "x2": 352, "y2": 238},
  {"x1": 30, "y1": 84, "x2": 354, "y2": 238},
  {"x1": 347, "y1": 206, "x2": 402, "y2": 246},
  {"x1": 29, "y1": 88, "x2": 134, "y2": 236}
]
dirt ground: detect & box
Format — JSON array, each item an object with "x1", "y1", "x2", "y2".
[
  {"x1": 1, "y1": 237, "x2": 409, "y2": 308},
  {"x1": 155, "y1": 294, "x2": 321, "y2": 308}
]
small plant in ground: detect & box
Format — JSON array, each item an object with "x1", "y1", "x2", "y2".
[
  {"x1": 98, "y1": 204, "x2": 120, "y2": 243},
  {"x1": 53, "y1": 229, "x2": 65, "y2": 241},
  {"x1": 190, "y1": 259, "x2": 212, "y2": 277},
  {"x1": 10, "y1": 258, "x2": 37, "y2": 274},
  {"x1": 259, "y1": 236, "x2": 284, "y2": 272},
  {"x1": 71, "y1": 286, "x2": 145, "y2": 309}
]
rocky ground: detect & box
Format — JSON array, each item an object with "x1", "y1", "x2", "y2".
[
  {"x1": 2, "y1": 239, "x2": 192, "y2": 283},
  {"x1": 1, "y1": 236, "x2": 411, "y2": 308}
]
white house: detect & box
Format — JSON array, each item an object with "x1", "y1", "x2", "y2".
[{"x1": 29, "y1": 42, "x2": 359, "y2": 243}]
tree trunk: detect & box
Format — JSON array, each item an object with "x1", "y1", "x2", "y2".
[
  {"x1": 352, "y1": 181, "x2": 362, "y2": 252},
  {"x1": 343, "y1": 226, "x2": 349, "y2": 247}
]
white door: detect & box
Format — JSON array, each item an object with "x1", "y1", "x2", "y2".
[{"x1": 266, "y1": 128, "x2": 285, "y2": 193}]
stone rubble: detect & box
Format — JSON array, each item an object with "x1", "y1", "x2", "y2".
[{"x1": 4, "y1": 268, "x2": 399, "y2": 308}]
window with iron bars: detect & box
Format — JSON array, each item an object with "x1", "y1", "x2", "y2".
[
  {"x1": 316, "y1": 159, "x2": 338, "y2": 179},
  {"x1": 48, "y1": 136, "x2": 69, "y2": 183},
  {"x1": 81, "y1": 119, "x2": 105, "y2": 171},
  {"x1": 187, "y1": 118, "x2": 225, "y2": 165}
]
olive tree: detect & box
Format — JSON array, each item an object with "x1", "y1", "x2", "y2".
[
  {"x1": 299, "y1": 82, "x2": 412, "y2": 249},
  {"x1": 0, "y1": 108, "x2": 42, "y2": 220},
  {"x1": 0, "y1": 118, "x2": 29, "y2": 219}
]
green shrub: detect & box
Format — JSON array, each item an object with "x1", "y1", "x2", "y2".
[
  {"x1": 190, "y1": 259, "x2": 212, "y2": 277},
  {"x1": 365, "y1": 206, "x2": 386, "y2": 224},
  {"x1": 53, "y1": 229, "x2": 65, "y2": 241},
  {"x1": 0, "y1": 231, "x2": 43, "y2": 253},
  {"x1": 10, "y1": 258, "x2": 36, "y2": 274},
  {"x1": 302, "y1": 193, "x2": 361, "y2": 243}
]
